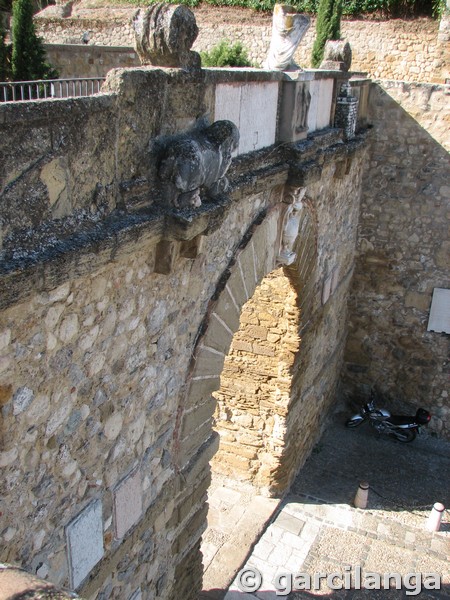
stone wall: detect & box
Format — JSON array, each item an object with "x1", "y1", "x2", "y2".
[
  {"x1": 35, "y1": 11, "x2": 448, "y2": 84},
  {"x1": 0, "y1": 67, "x2": 369, "y2": 599},
  {"x1": 343, "y1": 81, "x2": 450, "y2": 438},
  {"x1": 45, "y1": 44, "x2": 139, "y2": 79}
]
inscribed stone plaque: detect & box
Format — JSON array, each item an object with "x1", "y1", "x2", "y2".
[
  {"x1": 427, "y1": 288, "x2": 450, "y2": 333},
  {"x1": 66, "y1": 499, "x2": 104, "y2": 589},
  {"x1": 114, "y1": 468, "x2": 143, "y2": 539}
]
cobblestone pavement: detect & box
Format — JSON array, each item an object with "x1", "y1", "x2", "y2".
[{"x1": 200, "y1": 413, "x2": 450, "y2": 599}]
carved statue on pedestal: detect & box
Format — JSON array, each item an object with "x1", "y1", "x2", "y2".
[{"x1": 263, "y1": 4, "x2": 310, "y2": 71}]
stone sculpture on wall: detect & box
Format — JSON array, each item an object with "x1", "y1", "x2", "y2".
[
  {"x1": 263, "y1": 4, "x2": 310, "y2": 71},
  {"x1": 132, "y1": 3, "x2": 200, "y2": 69},
  {"x1": 158, "y1": 120, "x2": 240, "y2": 209},
  {"x1": 278, "y1": 187, "x2": 306, "y2": 265},
  {"x1": 320, "y1": 40, "x2": 352, "y2": 71}
]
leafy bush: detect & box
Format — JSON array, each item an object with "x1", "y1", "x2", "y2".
[{"x1": 200, "y1": 40, "x2": 253, "y2": 67}]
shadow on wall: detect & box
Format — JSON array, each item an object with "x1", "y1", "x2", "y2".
[{"x1": 342, "y1": 81, "x2": 450, "y2": 439}]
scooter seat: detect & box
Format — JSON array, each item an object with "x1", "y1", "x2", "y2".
[{"x1": 387, "y1": 415, "x2": 416, "y2": 426}]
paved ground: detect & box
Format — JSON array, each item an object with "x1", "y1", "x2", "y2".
[{"x1": 200, "y1": 413, "x2": 450, "y2": 599}]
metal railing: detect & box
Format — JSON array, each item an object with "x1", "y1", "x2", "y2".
[{"x1": 0, "y1": 77, "x2": 106, "y2": 103}]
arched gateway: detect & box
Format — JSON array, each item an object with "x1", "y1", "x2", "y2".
[{"x1": 177, "y1": 185, "x2": 319, "y2": 497}]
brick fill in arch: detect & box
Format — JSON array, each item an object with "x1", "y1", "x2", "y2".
[{"x1": 211, "y1": 266, "x2": 301, "y2": 492}]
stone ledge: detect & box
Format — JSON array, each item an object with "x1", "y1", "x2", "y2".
[{"x1": 0, "y1": 130, "x2": 368, "y2": 311}]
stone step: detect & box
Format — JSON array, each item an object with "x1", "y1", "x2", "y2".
[{"x1": 279, "y1": 492, "x2": 449, "y2": 562}]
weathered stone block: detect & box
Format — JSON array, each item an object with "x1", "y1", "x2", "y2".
[
  {"x1": 405, "y1": 291, "x2": 431, "y2": 312},
  {"x1": 214, "y1": 287, "x2": 241, "y2": 334},
  {"x1": 237, "y1": 245, "x2": 258, "y2": 298},
  {"x1": 227, "y1": 265, "x2": 250, "y2": 310},
  {"x1": 307, "y1": 78, "x2": 334, "y2": 133},
  {"x1": 231, "y1": 339, "x2": 253, "y2": 353},
  {"x1": 179, "y1": 420, "x2": 213, "y2": 462},
  {"x1": 186, "y1": 377, "x2": 221, "y2": 409},
  {"x1": 192, "y1": 345, "x2": 226, "y2": 379},
  {"x1": 181, "y1": 397, "x2": 216, "y2": 439},
  {"x1": 201, "y1": 312, "x2": 233, "y2": 355},
  {"x1": 66, "y1": 499, "x2": 104, "y2": 589},
  {"x1": 154, "y1": 240, "x2": 180, "y2": 275},
  {"x1": 278, "y1": 81, "x2": 310, "y2": 143},
  {"x1": 215, "y1": 82, "x2": 279, "y2": 155}
]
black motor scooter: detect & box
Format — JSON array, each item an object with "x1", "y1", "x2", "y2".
[{"x1": 345, "y1": 390, "x2": 431, "y2": 442}]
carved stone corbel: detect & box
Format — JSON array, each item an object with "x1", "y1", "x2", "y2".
[{"x1": 157, "y1": 120, "x2": 239, "y2": 209}]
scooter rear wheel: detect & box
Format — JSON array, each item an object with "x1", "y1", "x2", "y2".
[{"x1": 391, "y1": 428, "x2": 416, "y2": 443}]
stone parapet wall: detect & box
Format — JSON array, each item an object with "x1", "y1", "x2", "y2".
[
  {"x1": 343, "y1": 81, "x2": 450, "y2": 438},
  {"x1": 35, "y1": 11, "x2": 448, "y2": 83}
]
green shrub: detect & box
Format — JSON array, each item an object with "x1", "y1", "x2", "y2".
[
  {"x1": 200, "y1": 40, "x2": 253, "y2": 67},
  {"x1": 311, "y1": 0, "x2": 342, "y2": 67}
]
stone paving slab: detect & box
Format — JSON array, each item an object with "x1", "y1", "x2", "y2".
[{"x1": 201, "y1": 419, "x2": 450, "y2": 600}]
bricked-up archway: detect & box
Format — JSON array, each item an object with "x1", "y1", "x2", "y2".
[
  {"x1": 211, "y1": 268, "x2": 301, "y2": 491},
  {"x1": 177, "y1": 187, "x2": 319, "y2": 498}
]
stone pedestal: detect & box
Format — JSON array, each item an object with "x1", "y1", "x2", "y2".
[{"x1": 334, "y1": 82, "x2": 358, "y2": 140}]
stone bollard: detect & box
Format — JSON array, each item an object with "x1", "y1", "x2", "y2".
[
  {"x1": 354, "y1": 481, "x2": 369, "y2": 509},
  {"x1": 426, "y1": 502, "x2": 445, "y2": 532}
]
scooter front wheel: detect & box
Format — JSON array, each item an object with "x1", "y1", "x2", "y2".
[
  {"x1": 391, "y1": 428, "x2": 417, "y2": 443},
  {"x1": 345, "y1": 416, "x2": 365, "y2": 428}
]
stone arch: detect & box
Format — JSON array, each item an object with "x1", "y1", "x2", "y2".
[{"x1": 175, "y1": 185, "x2": 318, "y2": 497}]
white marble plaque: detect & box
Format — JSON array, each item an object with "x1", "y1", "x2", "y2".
[
  {"x1": 66, "y1": 499, "x2": 104, "y2": 589},
  {"x1": 114, "y1": 468, "x2": 143, "y2": 539},
  {"x1": 427, "y1": 288, "x2": 450, "y2": 333}
]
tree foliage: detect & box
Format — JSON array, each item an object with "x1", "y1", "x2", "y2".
[
  {"x1": 311, "y1": 0, "x2": 343, "y2": 67},
  {"x1": 0, "y1": 19, "x2": 10, "y2": 80},
  {"x1": 11, "y1": 0, "x2": 57, "y2": 81},
  {"x1": 200, "y1": 40, "x2": 253, "y2": 67}
]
